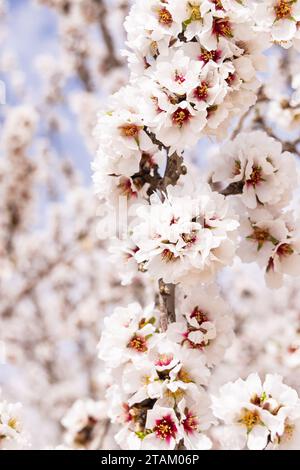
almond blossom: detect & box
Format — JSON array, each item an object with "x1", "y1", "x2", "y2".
[
  {"x1": 131, "y1": 181, "x2": 239, "y2": 285},
  {"x1": 167, "y1": 284, "x2": 234, "y2": 366},
  {"x1": 238, "y1": 208, "x2": 300, "y2": 288},
  {"x1": 124, "y1": 0, "x2": 265, "y2": 149},
  {"x1": 212, "y1": 373, "x2": 300, "y2": 450},
  {"x1": 212, "y1": 131, "x2": 297, "y2": 210},
  {"x1": 0, "y1": 392, "x2": 28, "y2": 450},
  {"x1": 4, "y1": 0, "x2": 300, "y2": 452},
  {"x1": 98, "y1": 303, "x2": 160, "y2": 368},
  {"x1": 254, "y1": 0, "x2": 300, "y2": 48}
]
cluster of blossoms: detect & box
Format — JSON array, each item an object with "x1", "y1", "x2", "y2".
[
  {"x1": 3, "y1": 0, "x2": 300, "y2": 452},
  {"x1": 99, "y1": 302, "x2": 213, "y2": 450},
  {"x1": 93, "y1": 0, "x2": 267, "y2": 207},
  {"x1": 93, "y1": 0, "x2": 300, "y2": 451},
  {"x1": 253, "y1": 0, "x2": 300, "y2": 49},
  {"x1": 125, "y1": 0, "x2": 264, "y2": 145},
  {"x1": 132, "y1": 182, "x2": 239, "y2": 285},
  {"x1": 211, "y1": 131, "x2": 300, "y2": 288},
  {"x1": 212, "y1": 373, "x2": 300, "y2": 450},
  {"x1": 0, "y1": 0, "x2": 142, "y2": 449},
  {"x1": 98, "y1": 264, "x2": 236, "y2": 450}
]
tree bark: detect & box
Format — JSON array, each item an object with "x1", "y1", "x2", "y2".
[{"x1": 159, "y1": 280, "x2": 176, "y2": 332}]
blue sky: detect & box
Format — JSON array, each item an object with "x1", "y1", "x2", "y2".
[{"x1": 2, "y1": 0, "x2": 95, "y2": 181}]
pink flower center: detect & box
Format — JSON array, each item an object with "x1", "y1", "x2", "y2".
[
  {"x1": 239, "y1": 409, "x2": 262, "y2": 431},
  {"x1": 127, "y1": 334, "x2": 148, "y2": 353},
  {"x1": 246, "y1": 165, "x2": 263, "y2": 187},
  {"x1": 172, "y1": 107, "x2": 191, "y2": 127},
  {"x1": 212, "y1": 0, "x2": 224, "y2": 10},
  {"x1": 199, "y1": 49, "x2": 222, "y2": 64},
  {"x1": 213, "y1": 18, "x2": 233, "y2": 38},
  {"x1": 183, "y1": 328, "x2": 206, "y2": 350},
  {"x1": 123, "y1": 403, "x2": 132, "y2": 423},
  {"x1": 194, "y1": 81, "x2": 209, "y2": 101},
  {"x1": 190, "y1": 306, "x2": 209, "y2": 325},
  {"x1": 156, "y1": 354, "x2": 173, "y2": 367},
  {"x1": 182, "y1": 232, "x2": 197, "y2": 245},
  {"x1": 182, "y1": 409, "x2": 199, "y2": 434},
  {"x1": 226, "y1": 73, "x2": 236, "y2": 85},
  {"x1": 154, "y1": 415, "x2": 177, "y2": 442},
  {"x1": 175, "y1": 72, "x2": 186, "y2": 84},
  {"x1": 247, "y1": 227, "x2": 272, "y2": 250}
]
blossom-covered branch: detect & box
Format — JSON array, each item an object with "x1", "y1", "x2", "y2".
[{"x1": 93, "y1": 0, "x2": 300, "y2": 451}]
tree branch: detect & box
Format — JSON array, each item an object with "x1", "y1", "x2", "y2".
[
  {"x1": 220, "y1": 181, "x2": 244, "y2": 196},
  {"x1": 141, "y1": 128, "x2": 183, "y2": 329},
  {"x1": 159, "y1": 280, "x2": 176, "y2": 332},
  {"x1": 94, "y1": 0, "x2": 124, "y2": 72}
]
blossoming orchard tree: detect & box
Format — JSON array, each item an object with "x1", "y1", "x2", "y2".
[
  {"x1": 3, "y1": 0, "x2": 300, "y2": 452},
  {"x1": 93, "y1": 0, "x2": 300, "y2": 451}
]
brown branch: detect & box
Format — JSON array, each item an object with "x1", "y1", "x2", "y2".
[
  {"x1": 143, "y1": 127, "x2": 187, "y2": 195},
  {"x1": 94, "y1": 0, "x2": 123, "y2": 72},
  {"x1": 220, "y1": 181, "x2": 244, "y2": 196},
  {"x1": 77, "y1": 58, "x2": 94, "y2": 92},
  {"x1": 160, "y1": 151, "x2": 187, "y2": 192},
  {"x1": 159, "y1": 280, "x2": 176, "y2": 332},
  {"x1": 142, "y1": 129, "x2": 185, "y2": 329}
]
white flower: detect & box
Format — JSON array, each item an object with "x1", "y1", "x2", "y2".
[
  {"x1": 152, "y1": 49, "x2": 202, "y2": 96},
  {"x1": 212, "y1": 131, "x2": 297, "y2": 209},
  {"x1": 187, "y1": 61, "x2": 228, "y2": 109},
  {"x1": 122, "y1": 357, "x2": 163, "y2": 406},
  {"x1": 238, "y1": 208, "x2": 300, "y2": 288},
  {"x1": 123, "y1": 0, "x2": 265, "y2": 148},
  {"x1": 148, "y1": 95, "x2": 208, "y2": 154},
  {"x1": 93, "y1": 146, "x2": 165, "y2": 207},
  {"x1": 98, "y1": 303, "x2": 159, "y2": 368},
  {"x1": 62, "y1": 399, "x2": 105, "y2": 433},
  {"x1": 115, "y1": 425, "x2": 143, "y2": 450},
  {"x1": 169, "y1": 347, "x2": 211, "y2": 388},
  {"x1": 131, "y1": 340, "x2": 211, "y2": 405},
  {"x1": 270, "y1": 416, "x2": 300, "y2": 450},
  {"x1": 212, "y1": 373, "x2": 300, "y2": 450},
  {"x1": 168, "y1": 284, "x2": 234, "y2": 366},
  {"x1": 254, "y1": 0, "x2": 300, "y2": 45},
  {"x1": 93, "y1": 85, "x2": 154, "y2": 178},
  {"x1": 141, "y1": 405, "x2": 181, "y2": 450},
  {"x1": 108, "y1": 239, "x2": 140, "y2": 286},
  {"x1": 264, "y1": 374, "x2": 300, "y2": 449},
  {"x1": 132, "y1": 180, "x2": 239, "y2": 285},
  {"x1": 177, "y1": 392, "x2": 213, "y2": 450},
  {"x1": 0, "y1": 395, "x2": 27, "y2": 449},
  {"x1": 124, "y1": 0, "x2": 182, "y2": 58}
]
